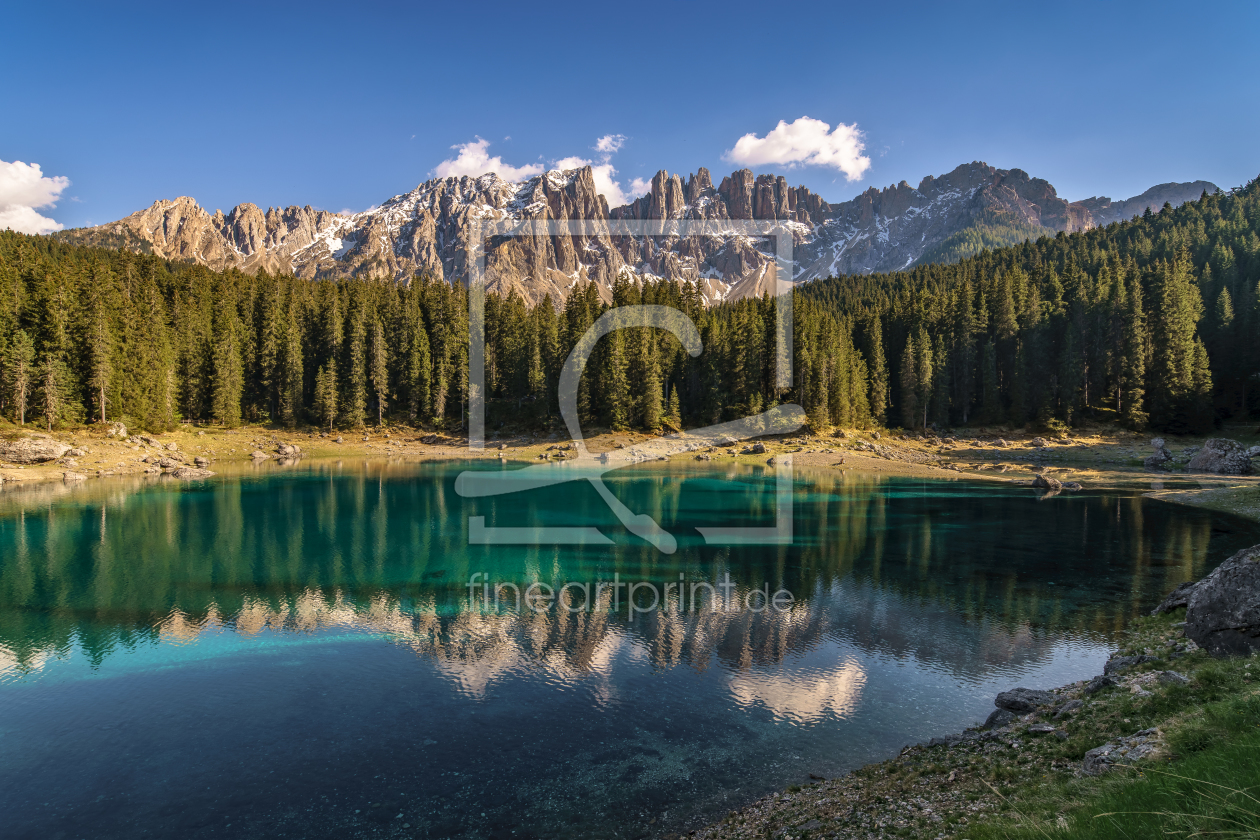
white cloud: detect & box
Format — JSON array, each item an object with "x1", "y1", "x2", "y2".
[
  {"x1": 549, "y1": 136, "x2": 650, "y2": 208},
  {"x1": 723, "y1": 116, "x2": 871, "y2": 181},
  {"x1": 433, "y1": 138, "x2": 544, "y2": 182},
  {"x1": 550, "y1": 156, "x2": 634, "y2": 207},
  {"x1": 595, "y1": 134, "x2": 626, "y2": 155},
  {"x1": 0, "y1": 160, "x2": 70, "y2": 234},
  {"x1": 553, "y1": 156, "x2": 590, "y2": 171}
]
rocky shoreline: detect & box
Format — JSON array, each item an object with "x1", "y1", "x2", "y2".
[{"x1": 682, "y1": 544, "x2": 1260, "y2": 840}]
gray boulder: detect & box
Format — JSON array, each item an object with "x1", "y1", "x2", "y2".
[
  {"x1": 1082, "y1": 729, "x2": 1164, "y2": 776},
  {"x1": 995, "y1": 687, "x2": 1056, "y2": 713},
  {"x1": 62, "y1": 471, "x2": 87, "y2": 481},
  {"x1": 170, "y1": 467, "x2": 214, "y2": 479},
  {"x1": 1185, "y1": 544, "x2": 1260, "y2": 655},
  {"x1": 983, "y1": 708, "x2": 1018, "y2": 730},
  {"x1": 1104, "y1": 654, "x2": 1157, "y2": 675},
  {"x1": 1053, "y1": 699, "x2": 1084, "y2": 718},
  {"x1": 0, "y1": 436, "x2": 71, "y2": 464},
  {"x1": 1032, "y1": 474, "x2": 1062, "y2": 491},
  {"x1": 1084, "y1": 674, "x2": 1117, "y2": 695},
  {"x1": 1187, "y1": 439, "x2": 1252, "y2": 475},
  {"x1": 1151, "y1": 581, "x2": 1197, "y2": 615}
]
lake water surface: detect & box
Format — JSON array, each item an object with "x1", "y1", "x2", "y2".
[{"x1": 1, "y1": 461, "x2": 1255, "y2": 839}]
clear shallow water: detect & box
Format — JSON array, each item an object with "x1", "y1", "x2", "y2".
[{"x1": 0, "y1": 461, "x2": 1255, "y2": 840}]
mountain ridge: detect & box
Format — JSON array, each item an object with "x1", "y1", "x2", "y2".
[{"x1": 56, "y1": 163, "x2": 1217, "y2": 305}]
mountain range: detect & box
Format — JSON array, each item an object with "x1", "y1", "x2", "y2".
[{"x1": 58, "y1": 163, "x2": 1217, "y2": 305}]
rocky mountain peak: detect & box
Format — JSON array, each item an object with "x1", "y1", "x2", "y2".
[{"x1": 60, "y1": 161, "x2": 1216, "y2": 306}]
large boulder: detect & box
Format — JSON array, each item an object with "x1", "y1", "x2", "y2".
[
  {"x1": 0, "y1": 436, "x2": 71, "y2": 464},
  {"x1": 995, "y1": 687, "x2": 1056, "y2": 713},
  {"x1": 1032, "y1": 474, "x2": 1062, "y2": 491},
  {"x1": 1185, "y1": 545, "x2": 1260, "y2": 655},
  {"x1": 1151, "y1": 581, "x2": 1197, "y2": 615},
  {"x1": 1082, "y1": 729, "x2": 1164, "y2": 776},
  {"x1": 1187, "y1": 439, "x2": 1252, "y2": 475},
  {"x1": 170, "y1": 467, "x2": 214, "y2": 479}
]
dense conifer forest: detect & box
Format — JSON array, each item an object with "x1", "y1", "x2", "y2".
[{"x1": 0, "y1": 178, "x2": 1256, "y2": 436}]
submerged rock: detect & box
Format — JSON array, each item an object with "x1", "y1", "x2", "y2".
[
  {"x1": 1185, "y1": 544, "x2": 1260, "y2": 655},
  {"x1": 62, "y1": 471, "x2": 87, "y2": 481}
]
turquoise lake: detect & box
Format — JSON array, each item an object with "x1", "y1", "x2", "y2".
[{"x1": 1, "y1": 460, "x2": 1255, "y2": 839}]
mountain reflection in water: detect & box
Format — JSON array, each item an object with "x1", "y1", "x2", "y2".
[{"x1": 0, "y1": 461, "x2": 1255, "y2": 839}]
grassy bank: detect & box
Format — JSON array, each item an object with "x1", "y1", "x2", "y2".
[{"x1": 687, "y1": 612, "x2": 1259, "y2": 840}]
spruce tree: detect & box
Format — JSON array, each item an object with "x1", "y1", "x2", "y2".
[
  {"x1": 6, "y1": 329, "x2": 34, "y2": 425},
  {"x1": 1120, "y1": 265, "x2": 1148, "y2": 428},
  {"x1": 899, "y1": 333, "x2": 920, "y2": 429},
  {"x1": 370, "y1": 315, "x2": 389, "y2": 426},
  {"x1": 87, "y1": 291, "x2": 113, "y2": 425},
  {"x1": 605, "y1": 329, "x2": 630, "y2": 431},
  {"x1": 344, "y1": 303, "x2": 368, "y2": 428},
  {"x1": 864, "y1": 316, "x2": 889, "y2": 425},
  {"x1": 642, "y1": 351, "x2": 663, "y2": 431},
  {"x1": 314, "y1": 362, "x2": 338, "y2": 431},
  {"x1": 1150, "y1": 251, "x2": 1208, "y2": 432},
  {"x1": 211, "y1": 299, "x2": 244, "y2": 428}
]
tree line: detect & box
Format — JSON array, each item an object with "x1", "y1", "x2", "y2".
[{"x1": 0, "y1": 176, "x2": 1256, "y2": 436}]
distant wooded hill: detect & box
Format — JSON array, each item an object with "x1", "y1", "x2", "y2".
[{"x1": 1, "y1": 175, "x2": 1255, "y2": 435}]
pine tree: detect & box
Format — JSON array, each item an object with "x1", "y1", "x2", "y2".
[
  {"x1": 369, "y1": 315, "x2": 389, "y2": 426},
  {"x1": 899, "y1": 333, "x2": 920, "y2": 429},
  {"x1": 1120, "y1": 265, "x2": 1148, "y2": 427},
  {"x1": 37, "y1": 351, "x2": 69, "y2": 431},
  {"x1": 1150, "y1": 251, "x2": 1209, "y2": 432},
  {"x1": 605, "y1": 329, "x2": 630, "y2": 431},
  {"x1": 278, "y1": 299, "x2": 304, "y2": 428},
  {"x1": 313, "y1": 362, "x2": 338, "y2": 431},
  {"x1": 642, "y1": 351, "x2": 663, "y2": 431},
  {"x1": 211, "y1": 299, "x2": 243, "y2": 428},
  {"x1": 6, "y1": 329, "x2": 35, "y2": 425},
  {"x1": 980, "y1": 340, "x2": 1001, "y2": 423},
  {"x1": 343, "y1": 302, "x2": 368, "y2": 428},
  {"x1": 666, "y1": 383, "x2": 681, "y2": 427},
  {"x1": 86, "y1": 289, "x2": 113, "y2": 425},
  {"x1": 406, "y1": 304, "x2": 432, "y2": 423},
  {"x1": 914, "y1": 327, "x2": 933, "y2": 430},
  {"x1": 864, "y1": 316, "x2": 889, "y2": 425}
]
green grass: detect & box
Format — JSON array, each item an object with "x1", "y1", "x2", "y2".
[{"x1": 969, "y1": 663, "x2": 1260, "y2": 839}]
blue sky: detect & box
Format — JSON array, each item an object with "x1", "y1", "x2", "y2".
[{"x1": 2, "y1": 0, "x2": 1257, "y2": 231}]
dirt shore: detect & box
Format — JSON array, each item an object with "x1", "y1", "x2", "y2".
[{"x1": 3, "y1": 422, "x2": 1255, "y2": 520}]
